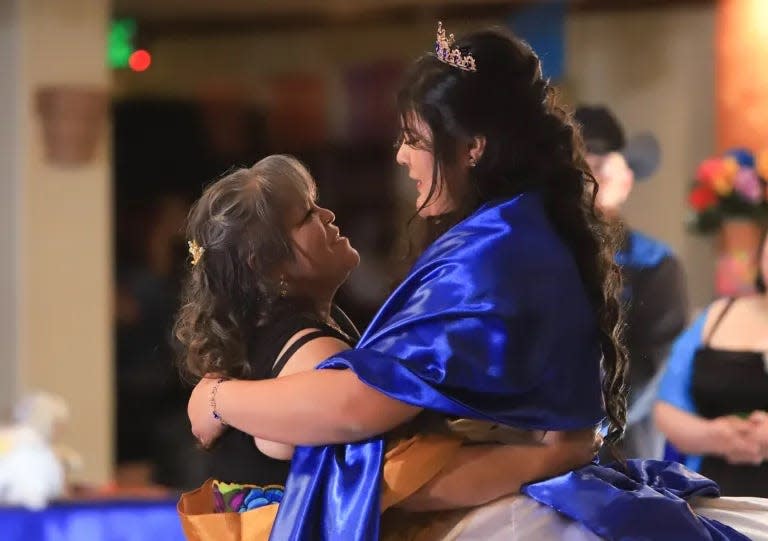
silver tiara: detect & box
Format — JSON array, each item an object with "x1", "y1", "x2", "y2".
[{"x1": 435, "y1": 21, "x2": 477, "y2": 72}]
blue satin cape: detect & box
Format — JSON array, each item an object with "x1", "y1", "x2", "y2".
[{"x1": 269, "y1": 193, "x2": 747, "y2": 541}]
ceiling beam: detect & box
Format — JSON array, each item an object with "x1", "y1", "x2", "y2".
[
  {"x1": 572, "y1": 0, "x2": 713, "y2": 12},
  {"x1": 122, "y1": 3, "x2": 521, "y2": 37},
  {"x1": 115, "y1": 0, "x2": 716, "y2": 37}
]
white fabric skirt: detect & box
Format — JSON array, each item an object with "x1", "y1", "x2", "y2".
[{"x1": 440, "y1": 494, "x2": 768, "y2": 540}]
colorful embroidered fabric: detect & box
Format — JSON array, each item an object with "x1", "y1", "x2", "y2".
[{"x1": 211, "y1": 480, "x2": 283, "y2": 513}]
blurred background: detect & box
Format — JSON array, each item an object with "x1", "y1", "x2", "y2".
[{"x1": 1, "y1": 0, "x2": 767, "y2": 498}]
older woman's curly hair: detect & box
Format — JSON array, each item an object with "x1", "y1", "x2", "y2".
[{"x1": 174, "y1": 155, "x2": 317, "y2": 383}]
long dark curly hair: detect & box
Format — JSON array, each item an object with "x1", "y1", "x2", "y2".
[
  {"x1": 757, "y1": 230, "x2": 767, "y2": 294},
  {"x1": 174, "y1": 155, "x2": 318, "y2": 383},
  {"x1": 397, "y1": 27, "x2": 628, "y2": 445}
]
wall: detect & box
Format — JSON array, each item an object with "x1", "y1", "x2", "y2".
[
  {"x1": 0, "y1": 0, "x2": 21, "y2": 417},
  {"x1": 14, "y1": 0, "x2": 112, "y2": 484}
]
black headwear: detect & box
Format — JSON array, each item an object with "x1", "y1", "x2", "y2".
[{"x1": 575, "y1": 104, "x2": 661, "y2": 181}]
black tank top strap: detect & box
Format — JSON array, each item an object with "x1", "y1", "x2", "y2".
[
  {"x1": 703, "y1": 297, "x2": 737, "y2": 345},
  {"x1": 270, "y1": 325, "x2": 354, "y2": 378},
  {"x1": 271, "y1": 330, "x2": 326, "y2": 377},
  {"x1": 330, "y1": 304, "x2": 361, "y2": 341}
]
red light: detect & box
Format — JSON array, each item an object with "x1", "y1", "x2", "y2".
[{"x1": 129, "y1": 49, "x2": 151, "y2": 72}]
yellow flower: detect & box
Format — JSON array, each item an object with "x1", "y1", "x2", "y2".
[{"x1": 711, "y1": 157, "x2": 738, "y2": 195}]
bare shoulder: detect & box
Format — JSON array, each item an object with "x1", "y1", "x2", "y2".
[
  {"x1": 738, "y1": 294, "x2": 767, "y2": 311},
  {"x1": 276, "y1": 329, "x2": 351, "y2": 378}
]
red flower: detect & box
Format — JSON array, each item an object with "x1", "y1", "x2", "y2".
[
  {"x1": 689, "y1": 185, "x2": 718, "y2": 211},
  {"x1": 696, "y1": 158, "x2": 721, "y2": 184},
  {"x1": 696, "y1": 157, "x2": 736, "y2": 195}
]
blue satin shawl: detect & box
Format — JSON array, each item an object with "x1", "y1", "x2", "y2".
[{"x1": 270, "y1": 193, "x2": 747, "y2": 541}]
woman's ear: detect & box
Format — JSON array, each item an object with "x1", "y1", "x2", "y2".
[{"x1": 468, "y1": 135, "x2": 487, "y2": 166}]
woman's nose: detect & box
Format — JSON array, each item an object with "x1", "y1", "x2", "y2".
[
  {"x1": 396, "y1": 142, "x2": 408, "y2": 166},
  {"x1": 319, "y1": 206, "x2": 335, "y2": 224}
]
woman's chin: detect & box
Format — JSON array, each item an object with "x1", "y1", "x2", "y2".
[
  {"x1": 415, "y1": 197, "x2": 455, "y2": 218},
  {"x1": 351, "y1": 251, "x2": 362, "y2": 269},
  {"x1": 417, "y1": 208, "x2": 445, "y2": 219},
  {"x1": 416, "y1": 204, "x2": 437, "y2": 218},
  {"x1": 340, "y1": 245, "x2": 361, "y2": 269}
]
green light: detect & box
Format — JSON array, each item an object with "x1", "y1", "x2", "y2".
[{"x1": 109, "y1": 18, "x2": 137, "y2": 69}]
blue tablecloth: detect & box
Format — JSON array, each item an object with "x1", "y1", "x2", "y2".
[{"x1": 0, "y1": 499, "x2": 184, "y2": 541}]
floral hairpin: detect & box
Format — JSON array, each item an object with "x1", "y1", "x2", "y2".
[
  {"x1": 435, "y1": 21, "x2": 477, "y2": 72},
  {"x1": 188, "y1": 240, "x2": 205, "y2": 266}
]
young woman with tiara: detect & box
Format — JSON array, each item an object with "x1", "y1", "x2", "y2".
[
  {"x1": 186, "y1": 24, "x2": 767, "y2": 540},
  {"x1": 175, "y1": 154, "x2": 602, "y2": 540}
]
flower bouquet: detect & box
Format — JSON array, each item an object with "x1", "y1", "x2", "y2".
[
  {"x1": 688, "y1": 148, "x2": 768, "y2": 233},
  {"x1": 688, "y1": 149, "x2": 768, "y2": 295}
]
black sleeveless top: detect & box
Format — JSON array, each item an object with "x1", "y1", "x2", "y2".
[
  {"x1": 206, "y1": 306, "x2": 359, "y2": 486},
  {"x1": 692, "y1": 298, "x2": 768, "y2": 496}
]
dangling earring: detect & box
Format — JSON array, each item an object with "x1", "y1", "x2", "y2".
[
  {"x1": 468, "y1": 156, "x2": 477, "y2": 168},
  {"x1": 279, "y1": 275, "x2": 288, "y2": 298}
]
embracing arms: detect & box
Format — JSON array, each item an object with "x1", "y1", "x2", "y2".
[{"x1": 189, "y1": 335, "x2": 599, "y2": 511}]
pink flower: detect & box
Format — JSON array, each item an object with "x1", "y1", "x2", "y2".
[
  {"x1": 696, "y1": 158, "x2": 720, "y2": 183},
  {"x1": 733, "y1": 167, "x2": 763, "y2": 203},
  {"x1": 213, "y1": 489, "x2": 226, "y2": 513}
]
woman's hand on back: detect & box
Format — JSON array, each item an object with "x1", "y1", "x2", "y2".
[{"x1": 396, "y1": 428, "x2": 602, "y2": 512}]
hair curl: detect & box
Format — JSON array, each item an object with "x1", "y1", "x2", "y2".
[
  {"x1": 397, "y1": 28, "x2": 628, "y2": 445},
  {"x1": 174, "y1": 155, "x2": 317, "y2": 383},
  {"x1": 757, "y1": 230, "x2": 767, "y2": 294}
]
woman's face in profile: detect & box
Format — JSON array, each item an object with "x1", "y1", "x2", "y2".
[
  {"x1": 395, "y1": 114, "x2": 463, "y2": 218},
  {"x1": 282, "y1": 192, "x2": 360, "y2": 294}
]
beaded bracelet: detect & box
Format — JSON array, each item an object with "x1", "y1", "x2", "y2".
[{"x1": 210, "y1": 377, "x2": 229, "y2": 425}]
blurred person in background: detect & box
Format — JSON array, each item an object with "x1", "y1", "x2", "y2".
[
  {"x1": 115, "y1": 194, "x2": 204, "y2": 488},
  {"x1": 575, "y1": 105, "x2": 689, "y2": 460},
  {"x1": 654, "y1": 230, "x2": 768, "y2": 496}
]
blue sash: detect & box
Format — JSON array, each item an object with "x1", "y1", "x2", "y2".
[{"x1": 270, "y1": 193, "x2": 747, "y2": 541}]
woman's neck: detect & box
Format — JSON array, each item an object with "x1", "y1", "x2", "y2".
[
  {"x1": 312, "y1": 287, "x2": 339, "y2": 322},
  {"x1": 315, "y1": 300, "x2": 333, "y2": 322}
]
